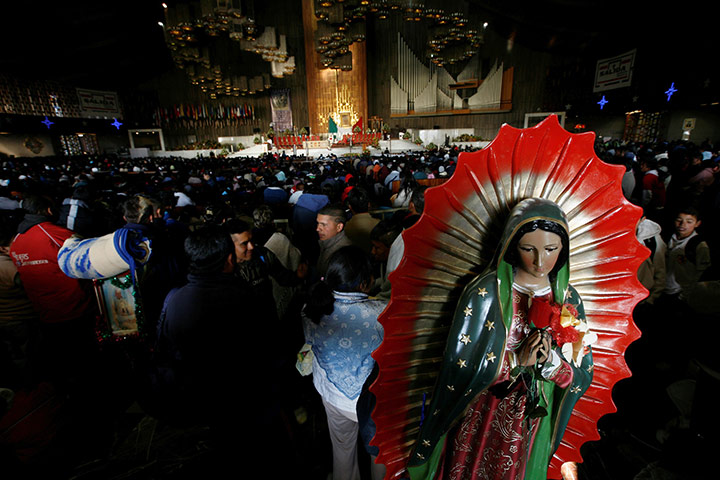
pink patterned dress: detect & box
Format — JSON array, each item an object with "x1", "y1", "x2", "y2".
[{"x1": 438, "y1": 286, "x2": 574, "y2": 480}]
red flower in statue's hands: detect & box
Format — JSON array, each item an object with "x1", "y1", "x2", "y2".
[
  {"x1": 529, "y1": 297, "x2": 581, "y2": 346},
  {"x1": 528, "y1": 297, "x2": 560, "y2": 330}
]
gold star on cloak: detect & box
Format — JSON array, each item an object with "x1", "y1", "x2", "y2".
[
  {"x1": 486, "y1": 352, "x2": 496, "y2": 363},
  {"x1": 422, "y1": 439, "x2": 431, "y2": 447},
  {"x1": 464, "y1": 306, "x2": 473, "y2": 317},
  {"x1": 485, "y1": 320, "x2": 495, "y2": 330},
  {"x1": 457, "y1": 358, "x2": 467, "y2": 368},
  {"x1": 477, "y1": 287, "x2": 488, "y2": 297},
  {"x1": 571, "y1": 386, "x2": 582, "y2": 394},
  {"x1": 587, "y1": 364, "x2": 594, "y2": 372},
  {"x1": 460, "y1": 334, "x2": 471, "y2": 345},
  {"x1": 447, "y1": 385, "x2": 455, "y2": 391}
]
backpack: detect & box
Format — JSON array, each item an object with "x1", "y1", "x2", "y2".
[{"x1": 684, "y1": 235, "x2": 703, "y2": 265}]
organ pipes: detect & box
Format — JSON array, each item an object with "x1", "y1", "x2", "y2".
[
  {"x1": 391, "y1": 34, "x2": 507, "y2": 115},
  {"x1": 397, "y1": 32, "x2": 433, "y2": 112}
]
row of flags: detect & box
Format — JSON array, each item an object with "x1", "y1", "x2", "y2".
[{"x1": 154, "y1": 103, "x2": 256, "y2": 124}]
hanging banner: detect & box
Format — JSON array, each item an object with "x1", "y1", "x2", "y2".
[
  {"x1": 270, "y1": 89, "x2": 293, "y2": 132},
  {"x1": 594, "y1": 49, "x2": 636, "y2": 93},
  {"x1": 76, "y1": 88, "x2": 122, "y2": 118}
]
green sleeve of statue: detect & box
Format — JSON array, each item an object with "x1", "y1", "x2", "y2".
[
  {"x1": 525, "y1": 284, "x2": 594, "y2": 479},
  {"x1": 407, "y1": 273, "x2": 505, "y2": 479}
]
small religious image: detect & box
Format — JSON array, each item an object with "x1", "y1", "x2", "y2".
[
  {"x1": 94, "y1": 274, "x2": 141, "y2": 337},
  {"x1": 340, "y1": 113, "x2": 351, "y2": 127}
]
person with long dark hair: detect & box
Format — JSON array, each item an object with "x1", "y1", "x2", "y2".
[
  {"x1": 390, "y1": 171, "x2": 418, "y2": 208},
  {"x1": 303, "y1": 245, "x2": 386, "y2": 480}
]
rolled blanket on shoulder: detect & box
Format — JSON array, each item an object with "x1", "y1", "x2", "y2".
[{"x1": 58, "y1": 226, "x2": 152, "y2": 280}]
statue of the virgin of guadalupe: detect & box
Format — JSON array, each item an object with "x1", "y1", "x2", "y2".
[
  {"x1": 368, "y1": 116, "x2": 648, "y2": 480},
  {"x1": 407, "y1": 198, "x2": 595, "y2": 479}
]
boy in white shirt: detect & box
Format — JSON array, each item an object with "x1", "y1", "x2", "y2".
[{"x1": 664, "y1": 207, "x2": 711, "y2": 300}]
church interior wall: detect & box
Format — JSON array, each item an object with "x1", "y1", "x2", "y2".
[
  {"x1": 2, "y1": 1, "x2": 716, "y2": 154},
  {"x1": 665, "y1": 109, "x2": 720, "y2": 144},
  {"x1": 0, "y1": 133, "x2": 57, "y2": 158}
]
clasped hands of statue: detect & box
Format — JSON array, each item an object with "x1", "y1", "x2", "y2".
[
  {"x1": 483, "y1": 326, "x2": 557, "y2": 420},
  {"x1": 517, "y1": 328, "x2": 552, "y2": 367}
]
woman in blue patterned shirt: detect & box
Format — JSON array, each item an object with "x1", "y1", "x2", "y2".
[{"x1": 303, "y1": 245, "x2": 386, "y2": 480}]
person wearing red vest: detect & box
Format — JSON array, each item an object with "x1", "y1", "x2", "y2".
[
  {"x1": 10, "y1": 194, "x2": 95, "y2": 324},
  {"x1": 9, "y1": 194, "x2": 98, "y2": 384}
]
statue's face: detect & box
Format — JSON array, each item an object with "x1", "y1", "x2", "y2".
[{"x1": 515, "y1": 229, "x2": 563, "y2": 280}]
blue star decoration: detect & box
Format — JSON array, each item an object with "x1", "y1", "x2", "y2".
[
  {"x1": 597, "y1": 96, "x2": 608, "y2": 110},
  {"x1": 665, "y1": 82, "x2": 677, "y2": 101},
  {"x1": 111, "y1": 118, "x2": 123, "y2": 130},
  {"x1": 41, "y1": 116, "x2": 54, "y2": 129}
]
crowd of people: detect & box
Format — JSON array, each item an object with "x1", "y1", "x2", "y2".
[
  {"x1": 597, "y1": 138, "x2": 719, "y2": 314},
  {"x1": 596, "y1": 138, "x2": 720, "y2": 479},
  {"x1": 0, "y1": 136, "x2": 719, "y2": 479},
  {"x1": 0, "y1": 146, "x2": 457, "y2": 478}
]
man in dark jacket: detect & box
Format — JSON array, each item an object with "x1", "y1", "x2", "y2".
[
  {"x1": 156, "y1": 225, "x2": 246, "y2": 404},
  {"x1": 222, "y1": 218, "x2": 308, "y2": 414},
  {"x1": 155, "y1": 225, "x2": 293, "y2": 472},
  {"x1": 222, "y1": 218, "x2": 307, "y2": 324}
]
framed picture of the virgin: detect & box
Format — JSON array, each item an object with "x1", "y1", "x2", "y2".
[{"x1": 93, "y1": 271, "x2": 143, "y2": 340}]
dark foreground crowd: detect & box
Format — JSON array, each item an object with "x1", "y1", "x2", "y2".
[
  {"x1": 0, "y1": 147, "x2": 457, "y2": 478},
  {"x1": 0, "y1": 137, "x2": 719, "y2": 479}
]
